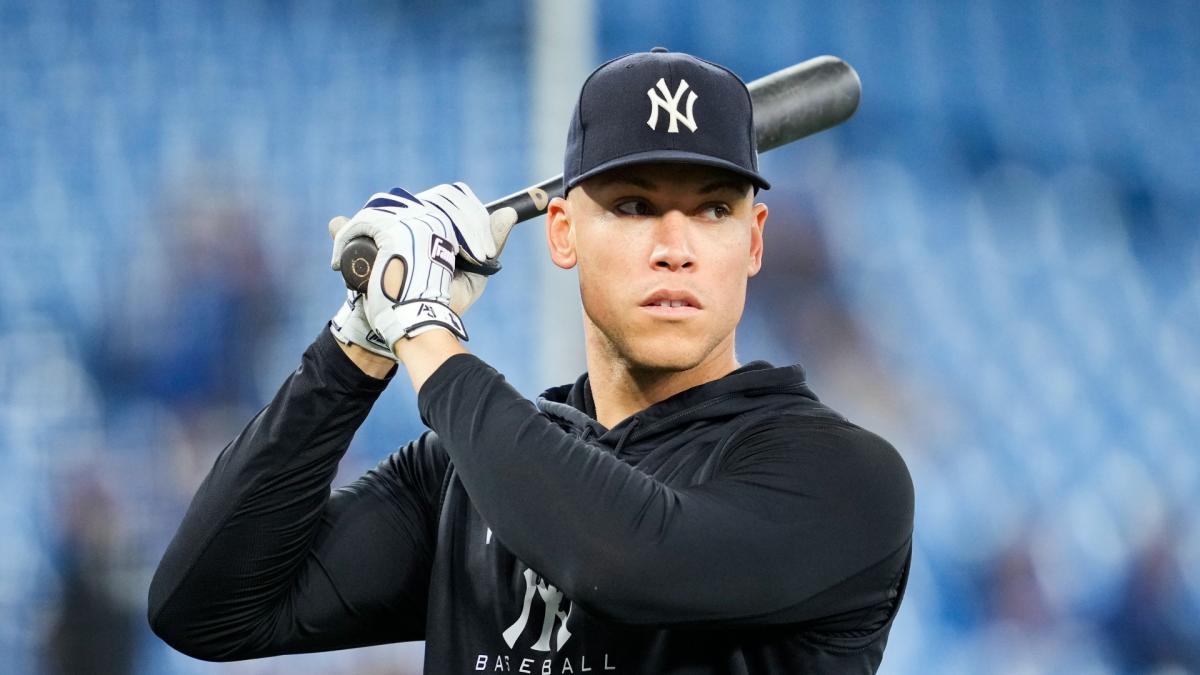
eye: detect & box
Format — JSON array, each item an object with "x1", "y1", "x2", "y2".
[
  {"x1": 614, "y1": 198, "x2": 655, "y2": 216},
  {"x1": 698, "y1": 203, "x2": 732, "y2": 220}
]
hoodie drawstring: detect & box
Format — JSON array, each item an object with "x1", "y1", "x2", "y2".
[{"x1": 613, "y1": 418, "x2": 640, "y2": 455}]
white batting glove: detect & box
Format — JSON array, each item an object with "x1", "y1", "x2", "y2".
[
  {"x1": 327, "y1": 216, "x2": 396, "y2": 360},
  {"x1": 416, "y1": 183, "x2": 498, "y2": 315},
  {"x1": 331, "y1": 187, "x2": 468, "y2": 351},
  {"x1": 330, "y1": 288, "x2": 397, "y2": 360},
  {"x1": 326, "y1": 216, "x2": 398, "y2": 360}
]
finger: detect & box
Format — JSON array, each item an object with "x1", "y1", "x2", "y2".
[
  {"x1": 452, "y1": 181, "x2": 481, "y2": 205},
  {"x1": 330, "y1": 226, "x2": 349, "y2": 270},
  {"x1": 420, "y1": 189, "x2": 491, "y2": 263},
  {"x1": 330, "y1": 218, "x2": 365, "y2": 270},
  {"x1": 489, "y1": 206, "x2": 518, "y2": 257},
  {"x1": 328, "y1": 215, "x2": 350, "y2": 240},
  {"x1": 449, "y1": 272, "x2": 488, "y2": 315},
  {"x1": 366, "y1": 188, "x2": 423, "y2": 211},
  {"x1": 330, "y1": 209, "x2": 386, "y2": 270}
]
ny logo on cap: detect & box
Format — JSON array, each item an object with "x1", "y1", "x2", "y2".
[{"x1": 646, "y1": 78, "x2": 698, "y2": 133}]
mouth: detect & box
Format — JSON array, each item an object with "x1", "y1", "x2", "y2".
[{"x1": 640, "y1": 290, "x2": 702, "y2": 317}]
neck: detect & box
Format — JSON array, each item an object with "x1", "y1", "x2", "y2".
[{"x1": 584, "y1": 327, "x2": 739, "y2": 430}]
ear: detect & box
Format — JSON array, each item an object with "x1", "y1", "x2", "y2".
[
  {"x1": 546, "y1": 196, "x2": 577, "y2": 269},
  {"x1": 747, "y1": 202, "x2": 767, "y2": 277}
]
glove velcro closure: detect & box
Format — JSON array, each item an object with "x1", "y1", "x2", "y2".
[
  {"x1": 330, "y1": 295, "x2": 398, "y2": 360},
  {"x1": 329, "y1": 317, "x2": 398, "y2": 360},
  {"x1": 372, "y1": 299, "x2": 469, "y2": 344}
]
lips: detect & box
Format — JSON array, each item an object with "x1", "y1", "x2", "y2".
[{"x1": 640, "y1": 289, "x2": 702, "y2": 315}]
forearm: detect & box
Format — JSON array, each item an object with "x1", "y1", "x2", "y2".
[
  {"x1": 149, "y1": 328, "x2": 393, "y2": 659},
  {"x1": 415, "y1": 356, "x2": 726, "y2": 621},
  {"x1": 337, "y1": 339, "x2": 398, "y2": 379},
  {"x1": 392, "y1": 329, "x2": 467, "y2": 393},
  {"x1": 416, "y1": 354, "x2": 914, "y2": 627}
]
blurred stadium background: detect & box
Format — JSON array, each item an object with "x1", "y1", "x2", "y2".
[{"x1": 1, "y1": 0, "x2": 1197, "y2": 673}]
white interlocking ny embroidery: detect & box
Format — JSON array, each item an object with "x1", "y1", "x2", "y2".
[{"x1": 647, "y1": 78, "x2": 699, "y2": 133}]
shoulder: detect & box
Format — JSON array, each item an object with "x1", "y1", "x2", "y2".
[
  {"x1": 722, "y1": 414, "x2": 914, "y2": 526},
  {"x1": 725, "y1": 408, "x2": 900, "y2": 463}
]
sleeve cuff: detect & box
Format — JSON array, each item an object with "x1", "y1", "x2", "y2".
[
  {"x1": 416, "y1": 352, "x2": 493, "y2": 428},
  {"x1": 313, "y1": 322, "x2": 397, "y2": 395}
]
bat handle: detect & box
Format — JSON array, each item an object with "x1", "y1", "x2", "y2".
[
  {"x1": 338, "y1": 181, "x2": 548, "y2": 291},
  {"x1": 339, "y1": 237, "x2": 503, "y2": 291}
]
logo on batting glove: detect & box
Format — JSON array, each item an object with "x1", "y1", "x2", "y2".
[{"x1": 430, "y1": 234, "x2": 456, "y2": 273}]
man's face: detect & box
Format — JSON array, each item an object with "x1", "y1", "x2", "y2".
[{"x1": 547, "y1": 163, "x2": 768, "y2": 373}]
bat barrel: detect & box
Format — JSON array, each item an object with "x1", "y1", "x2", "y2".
[{"x1": 750, "y1": 55, "x2": 860, "y2": 153}]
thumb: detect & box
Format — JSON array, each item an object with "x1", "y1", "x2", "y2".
[
  {"x1": 328, "y1": 215, "x2": 350, "y2": 240},
  {"x1": 329, "y1": 215, "x2": 365, "y2": 270},
  {"x1": 489, "y1": 206, "x2": 518, "y2": 258}
]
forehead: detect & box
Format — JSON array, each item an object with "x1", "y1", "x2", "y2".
[{"x1": 580, "y1": 163, "x2": 753, "y2": 197}]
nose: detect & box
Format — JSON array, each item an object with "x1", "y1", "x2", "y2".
[{"x1": 649, "y1": 210, "x2": 695, "y2": 271}]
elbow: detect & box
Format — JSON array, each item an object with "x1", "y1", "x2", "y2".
[
  {"x1": 147, "y1": 607, "x2": 226, "y2": 658},
  {"x1": 148, "y1": 613, "x2": 217, "y2": 662},
  {"x1": 147, "y1": 561, "x2": 251, "y2": 662},
  {"x1": 147, "y1": 601, "x2": 251, "y2": 663},
  {"x1": 147, "y1": 553, "x2": 281, "y2": 661},
  {"x1": 147, "y1": 576, "x2": 210, "y2": 661}
]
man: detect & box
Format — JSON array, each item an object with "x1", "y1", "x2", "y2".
[{"x1": 149, "y1": 49, "x2": 914, "y2": 674}]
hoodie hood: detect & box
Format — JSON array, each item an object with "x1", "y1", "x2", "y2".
[{"x1": 535, "y1": 361, "x2": 825, "y2": 455}]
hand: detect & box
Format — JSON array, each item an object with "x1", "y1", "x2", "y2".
[
  {"x1": 328, "y1": 217, "x2": 398, "y2": 360},
  {"x1": 330, "y1": 291, "x2": 397, "y2": 363},
  {"x1": 414, "y1": 183, "x2": 497, "y2": 315},
  {"x1": 418, "y1": 183, "x2": 495, "y2": 267},
  {"x1": 331, "y1": 187, "x2": 467, "y2": 351},
  {"x1": 332, "y1": 184, "x2": 505, "y2": 314}
]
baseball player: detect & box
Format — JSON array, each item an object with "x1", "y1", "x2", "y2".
[{"x1": 149, "y1": 49, "x2": 914, "y2": 674}]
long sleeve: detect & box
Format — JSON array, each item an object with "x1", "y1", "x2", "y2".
[
  {"x1": 418, "y1": 354, "x2": 914, "y2": 629},
  {"x1": 148, "y1": 328, "x2": 449, "y2": 661}
]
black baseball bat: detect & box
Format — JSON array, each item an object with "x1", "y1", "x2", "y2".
[{"x1": 339, "y1": 55, "x2": 861, "y2": 291}]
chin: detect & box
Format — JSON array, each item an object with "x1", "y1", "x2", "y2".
[
  {"x1": 620, "y1": 336, "x2": 711, "y2": 373},
  {"x1": 584, "y1": 304, "x2": 735, "y2": 375}
]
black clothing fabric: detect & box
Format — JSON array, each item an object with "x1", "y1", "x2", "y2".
[{"x1": 149, "y1": 326, "x2": 914, "y2": 673}]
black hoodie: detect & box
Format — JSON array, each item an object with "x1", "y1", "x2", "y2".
[{"x1": 149, "y1": 327, "x2": 914, "y2": 674}]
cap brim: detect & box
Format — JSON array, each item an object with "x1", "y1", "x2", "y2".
[{"x1": 566, "y1": 149, "x2": 771, "y2": 193}]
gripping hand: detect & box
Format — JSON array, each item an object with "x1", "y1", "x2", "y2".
[
  {"x1": 327, "y1": 216, "x2": 395, "y2": 360},
  {"x1": 416, "y1": 183, "x2": 498, "y2": 314},
  {"x1": 330, "y1": 187, "x2": 473, "y2": 352}
]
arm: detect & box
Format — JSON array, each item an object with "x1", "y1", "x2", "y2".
[
  {"x1": 413, "y1": 350, "x2": 914, "y2": 629},
  {"x1": 337, "y1": 338, "x2": 400, "y2": 379},
  {"x1": 148, "y1": 328, "x2": 449, "y2": 660}
]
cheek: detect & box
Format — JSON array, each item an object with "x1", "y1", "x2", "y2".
[
  {"x1": 575, "y1": 225, "x2": 639, "y2": 307},
  {"x1": 704, "y1": 234, "x2": 752, "y2": 319},
  {"x1": 575, "y1": 246, "x2": 624, "y2": 323},
  {"x1": 712, "y1": 274, "x2": 748, "y2": 326}
]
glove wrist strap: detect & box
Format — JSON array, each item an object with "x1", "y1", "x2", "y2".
[
  {"x1": 372, "y1": 299, "x2": 469, "y2": 345},
  {"x1": 331, "y1": 300, "x2": 399, "y2": 360}
]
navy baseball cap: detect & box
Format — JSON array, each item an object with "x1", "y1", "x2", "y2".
[{"x1": 563, "y1": 47, "x2": 770, "y2": 194}]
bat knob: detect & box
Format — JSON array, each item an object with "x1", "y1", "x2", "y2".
[
  {"x1": 341, "y1": 236, "x2": 377, "y2": 292},
  {"x1": 340, "y1": 236, "x2": 504, "y2": 291}
]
